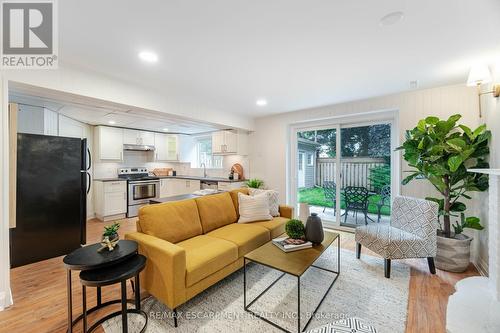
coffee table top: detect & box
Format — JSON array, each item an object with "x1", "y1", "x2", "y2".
[
  {"x1": 63, "y1": 240, "x2": 138, "y2": 270},
  {"x1": 244, "y1": 231, "x2": 339, "y2": 276}
]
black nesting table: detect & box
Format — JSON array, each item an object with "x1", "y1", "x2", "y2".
[{"x1": 63, "y1": 240, "x2": 143, "y2": 333}]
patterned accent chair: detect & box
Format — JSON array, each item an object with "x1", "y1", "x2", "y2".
[{"x1": 355, "y1": 196, "x2": 439, "y2": 278}]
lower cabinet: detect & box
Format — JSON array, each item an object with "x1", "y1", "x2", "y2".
[
  {"x1": 94, "y1": 180, "x2": 127, "y2": 221},
  {"x1": 159, "y1": 178, "x2": 201, "y2": 198}
]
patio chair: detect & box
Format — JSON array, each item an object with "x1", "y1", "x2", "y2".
[
  {"x1": 376, "y1": 185, "x2": 391, "y2": 223},
  {"x1": 355, "y1": 196, "x2": 439, "y2": 278},
  {"x1": 322, "y1": 181, "x2": 336, "y2": 215},
  {"x1": 343, "y1": 186, "x2": 370, "y2": 225}
]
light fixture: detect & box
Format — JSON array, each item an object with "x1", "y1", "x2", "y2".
[
  {"x1": 256, "y1": 99, "x2": 267, "y2": 106},
  {"x1": 108, "y1": 120, "x2": 116, "y2": 125},
  {"x1": 467, "y1": 64, "x2": 499, "y2": 118},
  {"x1": 138, "y1": 51, "x2": 158, "y2": 63},
  {"x1": 379, "y1": 11, "x2": 404, "y2": 26}
]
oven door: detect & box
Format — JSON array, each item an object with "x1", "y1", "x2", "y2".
[{"x1": 128, "y1": 181, "x2": 159, "y2": 205}]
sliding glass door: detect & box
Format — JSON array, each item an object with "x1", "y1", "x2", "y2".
[{"x1": 294, "y1": 119, "x2": 393, "y2": 229}]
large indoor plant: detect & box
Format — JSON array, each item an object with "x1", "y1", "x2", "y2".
[{"x1": 398, "y1": 114, "x2": 490, "y2": 272}]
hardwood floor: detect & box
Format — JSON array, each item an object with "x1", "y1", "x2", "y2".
[{"x1": 0, "y1": 218, "x2": 479, "y2": 333}]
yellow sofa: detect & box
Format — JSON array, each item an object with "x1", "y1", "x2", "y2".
[{"x1": 125, "y1": 188, "x2": 293, "y2": 312}]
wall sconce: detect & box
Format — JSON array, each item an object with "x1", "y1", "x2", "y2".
[{"x1": 467, "y1": 64, "x2": 500, "y2": 118}]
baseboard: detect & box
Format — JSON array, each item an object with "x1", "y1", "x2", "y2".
[{"x1": 474, "y1": 258, "x2": 489, "y2": 277}]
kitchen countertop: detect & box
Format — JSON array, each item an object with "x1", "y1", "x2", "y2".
[
  {"x1": 150, "y1": 192, "x2": 223, "y2": 204},
  {"x1": 94, "y1": 175, "x2": 246, "y2": 183},
  {"x1": 93, "y1": 178, "x2": 125, "y2": 182},
  {"x1": 156, "y1": 175, "x2": 246, "y2": 183}
]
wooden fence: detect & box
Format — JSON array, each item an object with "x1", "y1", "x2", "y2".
[{"x1": 316, "y1": 157, "x2": 387, "y2": 192}]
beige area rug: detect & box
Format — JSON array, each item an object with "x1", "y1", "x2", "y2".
[{"x1": 103, "y1": 247, "x2": 410, "y2": 333}]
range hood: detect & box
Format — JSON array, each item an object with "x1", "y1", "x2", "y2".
[{"x1": 123, "y1": 144, "x2": 155, "y2": 151}]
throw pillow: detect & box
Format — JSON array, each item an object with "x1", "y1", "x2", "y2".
[
  {"x1": 238, "y1": 192, "x2": 273, "y2": 223},
  {"x1": 249, "y1": 188, "x2": 280, "y2": 217}
]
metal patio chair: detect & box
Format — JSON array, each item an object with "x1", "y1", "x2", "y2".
[
  {"x1": 322, "y1": 181, "x2": 336, "y2": 215},
  {"x1": 344, "y1": 186, "x2": 370, "y2": 225},
  {"x1": 376, "y1": 185, "x2": 391, "y2": 223}
]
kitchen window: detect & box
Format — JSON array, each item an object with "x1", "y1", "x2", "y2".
[{"x1": 196, "y1": 137, "x2": 223, "y2": 169}]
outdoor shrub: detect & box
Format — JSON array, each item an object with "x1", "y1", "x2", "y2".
[{"x1": 369, "y1": 164, "x2": 391, "y2": 192}]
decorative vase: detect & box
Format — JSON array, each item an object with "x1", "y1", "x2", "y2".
[
  {"x1": 435, "y1": 232, "x2": 472, "y2": 272},
  {"x1": 99, "y1": 233, "x2": 120, "y2": 252},
  {"x1": 305, "y1": 213, "x2": 324, "y2": 245},
  {"x1": 299, "y1": 203, "x2": 310, "y2": 224}
]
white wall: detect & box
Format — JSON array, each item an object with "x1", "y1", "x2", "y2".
[
  {"x1": 475, "y1": 65, "x2": 500, "y2": 275},
  {"x1": 250, "y1": 83, "x2": 488, "y2": 267}
]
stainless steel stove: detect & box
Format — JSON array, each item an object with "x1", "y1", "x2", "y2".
[{"x1": 118, "y1": 167, "x2": 160, "y2": 217}]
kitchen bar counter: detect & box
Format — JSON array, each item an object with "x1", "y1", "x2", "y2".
[
  {"x1": 156, "y1": 175, "x2": 245, "y2": 183},
  {"x1": 94, "y1": 178, "x2": 125, "y2": 182}
]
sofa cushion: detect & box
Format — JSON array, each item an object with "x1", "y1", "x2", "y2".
[
  {"x1": 176, "y1": 235, "x2": 238, "y2": 287},
  {"x1": 229, "y1": 188, "x2": 249, "y2": 217},
  {"x1": 138, "y1": 199, "x2": 202, "y2": 244},
  {"x1": 195, "y1": 192, "x2": 238, "y2": 233},
  {"x1": 206, "y1": 223, "x2": 270, "y2": 257},
  {"x1": 252, "y1": 217, "x2": 289, "y2": 238},
  {"x1": 237, "y1": 192, "x2": 273, "y2": 223},
  {"x1": 249, "y1": 188, "x2": 280, "y2": 217}
]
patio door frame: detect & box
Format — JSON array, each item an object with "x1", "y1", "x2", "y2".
[{"x1": 288, "y1": 109, "x2": 400, "y2": 231}]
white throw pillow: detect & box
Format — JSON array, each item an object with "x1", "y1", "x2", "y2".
[
  {"x1": 238, "y1": 192, "x2": 273, "y2": 223},
  {"x1": 249, "y1": 188, "x2": 280, "y2": 217}
]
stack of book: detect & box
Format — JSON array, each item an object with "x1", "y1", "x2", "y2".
[{"x1": 272, "y1": 237, "x2": 312, "y2": 252}]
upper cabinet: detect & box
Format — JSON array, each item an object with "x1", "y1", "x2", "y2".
[
  {"x1": 123, "y1": 129, "x2": 155, "y2": 146},
  {"x1": 212, "y1": 130, "x2": 248, "y2": 155},
  {"x1": 95, "y1": 126, "x2": 124, "y2": 161},
  {"x1": 154, "y1": 133, "x2": 178, "y2": 161}
]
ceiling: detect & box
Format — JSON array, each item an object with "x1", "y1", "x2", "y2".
[
  {"x1": 9, "y1": 86, "x2": 226, "y2": 134},
  {"x1": 58, "y1": 0, "x2": 500, "y2": 117}
]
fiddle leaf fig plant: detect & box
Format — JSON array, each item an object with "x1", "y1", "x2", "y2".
[{"x1": 398, "y1": 114, "x2": 490, "y2": 238}]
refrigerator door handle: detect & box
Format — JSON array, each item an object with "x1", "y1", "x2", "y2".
[
  {"x1": 86, "y1": 172, "x2": 91, "y2": 194},
  {"x1": 86, "y1": 147, "x2": 92, "y2": 171}
]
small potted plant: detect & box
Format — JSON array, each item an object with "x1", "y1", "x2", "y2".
[
  {"x1": 398, "y1": 114, "x2": 490, "y2": 272},
  {"x1": 285, "y1": 219, "x2": 305, "y2": 240},
  {"x1": 99, "y1": 222, "x2": 120, "y2": 252},
  {"x1": 245, "y1": 178, "x2": 264, "y2": 189}
]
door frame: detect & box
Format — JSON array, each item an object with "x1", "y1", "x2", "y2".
[{"x1": 288, "y1": 109, "x2": 400, "y2": 230}]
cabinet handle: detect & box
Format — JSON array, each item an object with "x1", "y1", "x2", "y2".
[
  {"x1": 120, "y1": 151, "x2": 123, "y2": 160},
  {"x1": 156, "y1": 153, "x2": 158, "y2": 160}
]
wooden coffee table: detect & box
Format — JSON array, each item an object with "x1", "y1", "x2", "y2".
[{"x1": 244, "y1": 231, "x2": 340, "y2": 333}]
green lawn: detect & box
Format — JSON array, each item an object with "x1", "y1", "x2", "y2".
[{"x1": 298, "y1": 187, "x2": 390, "y2": 216}]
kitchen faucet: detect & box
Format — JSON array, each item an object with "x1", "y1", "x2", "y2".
[{"x1": 201, "y1": 162, "x2": 207, "y2": 178}]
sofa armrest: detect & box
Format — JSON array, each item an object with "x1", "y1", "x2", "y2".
[
  {"x1": 279, "y1": 205, "x2": 294, "y2": 219},
  {"x1": 125, "y1": 232, "x2": 186, "y2": 309}
]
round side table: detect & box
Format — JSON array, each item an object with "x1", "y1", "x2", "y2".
[
  {"x1": 80, "y1": 254, "x2": 148, "y2": 333},
  {"x1": 63, "y1": 240, "x2": 138, "y2": 333}
]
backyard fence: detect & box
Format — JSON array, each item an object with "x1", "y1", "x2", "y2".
[{"x1": 316, "y1": 157, "x2": 387, "y2": 192}]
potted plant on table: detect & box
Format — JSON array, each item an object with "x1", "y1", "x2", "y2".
[
  {"x1": 398, "y1": 114, "x2": 490, "y2": 272},
  {"x1": 245, "y1": 178, "x2": 264, "y2": 189}
]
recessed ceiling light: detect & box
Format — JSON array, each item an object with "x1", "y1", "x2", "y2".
[
  {"x1": 162, "y1": 128, "x2": 169, "y2": 132},
  {"x1": 108, "y1": 120, "x2": 116, "y2": 125},
  {"x1": 379, "y1": 11, "x2": 404, "y2": 26},
  {"x1": 138, "y1": 51, "x2": 158, "y2": 63},
  {"x1": 256, "y1": 99, "x2": 268, "y2": 106}
]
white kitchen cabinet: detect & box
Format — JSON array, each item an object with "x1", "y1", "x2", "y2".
[
  {"x1": 217, "y1": 181, "x2": 245, "y2": 191},
  {"x1": 212, "y1": 130, "x2": 248, "y2": 155},
  {"x1": 94, "y1": 180, "x2": 127, "y2": 221},
  {"x1": 95, "y1": 126, "x2": 124, "y2": 161},
  {"x1": 159, "y1": 178, "x2": 200, "y2": 197},
  {"x1": 154, "y1": 133, "x2": 179, "y2": 161},
  {"x1": 124, "y1": 129, "x2": 155, "y2": 146}
]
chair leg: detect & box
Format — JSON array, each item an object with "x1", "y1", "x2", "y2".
[
  {"x1": 377, "y1": 206, "x2": 382, "y2": 223},
  {"x1": 323, "y1": 206, "x2": 326, "y2": 213},
  {"x1": 384, "y1": 259, "x2": 391, "y2": 278},
  {"x1": 427, "y1": 257, "x2": 436, "y2": 274},
  {"x1": 173, "y1": 308, "x2": 178, "y2": 327},
  {"x1": 356, "y1": 243, "x2": 361, "y2": 259},
  {"x1": 344, "y1": 208, "x2": 348, "y2": 223}
]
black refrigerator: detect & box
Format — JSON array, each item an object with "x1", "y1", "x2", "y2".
[{"x1": 10, "y1": 133, "x2": 91, "y2": 268}]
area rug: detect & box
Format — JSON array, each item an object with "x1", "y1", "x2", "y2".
[{"x1": 103, "y1": 248, "x2": 410, "y2": 333}]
